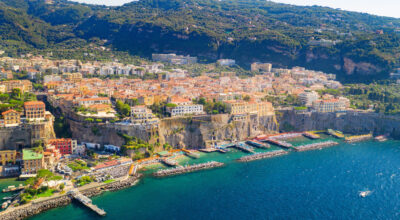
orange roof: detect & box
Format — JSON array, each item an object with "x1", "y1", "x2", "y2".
[
  {"x1": 1, "y1": 109, "x2": 18, "y2": 115},
  {"x1": 24, "y1": 101, "x2": 45, "y2": 107}
]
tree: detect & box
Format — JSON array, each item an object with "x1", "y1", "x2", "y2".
[
  {"x1": 243, "y1": 95, "x2": 251, "y2": 102},
  {"x1": 116, "y1": 100, "x2": 131, "y2": 117}
]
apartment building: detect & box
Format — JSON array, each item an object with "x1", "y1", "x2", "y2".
[{"x1": 24, "y1": 101, "x2": 46, "y2": 120}]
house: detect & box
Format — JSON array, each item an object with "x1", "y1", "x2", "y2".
[
  {"x1": 48, "y1": 138, "x2": 77, "y2": 156},
  {"x1": 0, "y1": 150, "x2": 17, "y2": 166},
  {"x1": 1, "y1": 109, "x2": 20, "y2": 127},
  {"x1": 131, "y1": 106, "x2": 159, "y2": 124},
  {"x1": 77, "y1": 97, "x2": 111, "y2": 107},
  {"x1": 217, "y1": 59, "x2": 236, "y2": 66},
  {"x1": 22, "y1": 149, "x2": 44, "y2": 174}
]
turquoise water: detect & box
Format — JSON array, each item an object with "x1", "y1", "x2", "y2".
[{"x1": 23, "y1": 139, "x2": 400, "y2": 219}]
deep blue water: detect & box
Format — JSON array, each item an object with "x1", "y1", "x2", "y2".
[{"x1": 28, "y1": 140, "x2": 400, "y2": 219}]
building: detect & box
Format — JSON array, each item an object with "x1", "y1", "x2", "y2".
[
  {"x1": 251, "y1": 62, "x2": 272, "y2": 72},
  {"x1": 1, "y1": 109, "x2": 20, "y2": 127},
  {"x1": 131, "y1": 106, "x2": 159, "y2": 124},
  {"x1": 104, "y1": 145, "x2": 121, "y2": 153},
  {"x1": 0, "y1": 150, "x2": 17, "y2": 166},
  {"x1": 22, "y1": 149, "x2": 44, "y2": 174},
  {"x1": 312, "y1": 98, "x2": 349, "y2": 112},
  {"x1": 152, "y1": 53, "x2": 197, "y2": 64},
  {"x1": 43, "y1": 145, "x2": 61, "y2": 170},
  {"x1": 24, "y1": 101, "x2": 46, "y2": 120},
  {"x1": 77, "y1": 97, "x2": 111, "y2": 107},
  {"x1": 298, "y1": 91, "x2": 319, "y2": 107},
  {"x1": 48, "y1": 138, "x2": 77, "y2": 156},
  {"x1": 138, "y1": 96, "x2": 154, "y2": 106},
  {"x1": 169, "y1": 105, "x2": 204, "y2": 117},
  {"x1": 73, "y1": 144, "x2": 86, "y2": 156},
  {"x1": 224, "y1": 100, "x2": 274, "y2": 116},
  {"x1": 217, "y1": 59, "x2": 236, "y2": 66}
]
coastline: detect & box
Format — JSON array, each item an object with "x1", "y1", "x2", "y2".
[{"x1": 0, "y1": 174, "x2": 142, "y2": 220}]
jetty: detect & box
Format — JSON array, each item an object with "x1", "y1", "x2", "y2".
[
  {"x1": 303, "y1": 132, "x2": 320, "y2": 139},
  {"x1": 327, "y1": 129, "x2": 344, "y2": 138},
  {"x1": 270, "y1": 132, "x2": 303, "y2": 140},
  {"x1": 237, "y1": 150, "x2": 289, "y2": 162},
  {"x1": 153, "y1": 161, "x2": 224, "y2": 177},
  {"x1": 345, "y1": 133, "x2": 373, "y2": 143},
  {"x1": 293, "y1": 141, "x2": 339, "y2": 152},
  {"x1": 70, "y1": 190, "x2": 106, "y2": 216},
  {"x1": 246, "y1": 140, "x2": 270, "y2": 149},
  {"x1": 234, "y1": 142, "x2": 255, "y2": 153},
  {"x1": 2, "y1": 184, "x2": 25, "y2": 193}
]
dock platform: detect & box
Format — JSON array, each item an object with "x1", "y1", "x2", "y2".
[
  {"x1": 70, "y1": 190, "x2": 106, "y2": 216},
  {"x1": 235, "y1": 142, "x2": 255, "y2": 153}
]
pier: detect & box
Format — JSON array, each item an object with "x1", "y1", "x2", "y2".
[
  {"x1": 2, "y1": 184, "x2": 25, "y2": 193},
  {"x1": 264, "y1": 139, "x2": 293, "y2": 149},
  {"x1": 303, "y1": 132, "x2": 320, "y2": 139},
  {"x1": 234, "y1": 142, "x2": 255, "y2": 153},
  {"x1": 161, "y1": 158, "x2": 179, "y2": 167},
  {"x1": 293, "y1": 141, "x2": 339, "y2": 152},
  {"x1": 327, "y1": 129, "x2": 345, "y2": 138},
  {"x1": 70, "y1": 190, "x2": 106, "y2": 216},
  {"x1": 153, "y1": 161, "x2": 224, "y2": 177},
  {"x1": 246, "y1": 140, "x2": 270, "y2": 149},
  {"x1": 237, "y1": 150, "x2": 289, "y2": 162},
  {"x1": 182, "y1": 149, "x2": 200, "y2": 158},
  {"x1": 345, "y1": 133, "x2": 373, "y2": 143}
]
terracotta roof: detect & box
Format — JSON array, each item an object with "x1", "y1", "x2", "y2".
[{"x1": 24, "y1": 101, "x2": 45, "y2": 107}]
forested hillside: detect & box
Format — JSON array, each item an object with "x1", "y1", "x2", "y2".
[{"x1": 1, "y1": 0, "x2": 400, "y2": 82}]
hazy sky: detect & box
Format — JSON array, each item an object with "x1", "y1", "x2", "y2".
[{"x1": 72, "y1": 0, "x2": 400, "y2": 18}]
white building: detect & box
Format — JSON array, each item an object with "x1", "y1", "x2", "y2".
[
  {"x1": 169, "y1": 105, "x2": 204, "y2": 117},
  {"x1": 299, "y1": 91, "x2": 319, "y2": 107},
  {"x1": 217, "y1": 59, "x2": 236, "y2": 66},
  {"x1": 131, "y1": 106, "x2": 159, "y2": 124}
]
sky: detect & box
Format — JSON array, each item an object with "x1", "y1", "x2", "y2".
[{"x1": 72, "y1": 0, "x2": 400, "y2": 18}]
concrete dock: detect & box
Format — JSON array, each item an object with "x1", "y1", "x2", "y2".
[{"x1": 70, "y1": 190, "x2": 106, "y2": 216}]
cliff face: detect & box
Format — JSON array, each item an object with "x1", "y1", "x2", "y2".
[
  {"x1": 278, "y1": 110, "x2": 400, "y2": 138},
  {"x1": 68, "y1": 114, "x2": 279, "y2": 149}
]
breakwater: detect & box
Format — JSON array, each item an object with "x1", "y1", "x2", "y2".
[
  {"x1": 0, "y1": 175, "x2": 141, "y2": 220},
  {"x1": 153, "y1": 162, "x2": 224, "y2": 177},
  {"x1": 293, "y1": 141, "x2": 339, "y2": 152},
  {"x1": 237, "y1": 150, "x2": 289, "y2": 162}
]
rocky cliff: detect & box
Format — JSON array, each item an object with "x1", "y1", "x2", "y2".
[
  {"x1": 278, "y1": 109, "x2": 400, "y2": 138},
  {"x1": 68, "y1": 114, "x2": 278, "y2": 149}
]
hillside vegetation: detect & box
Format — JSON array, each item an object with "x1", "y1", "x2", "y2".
[{"x1": 1, "y1": 0, "x2": 400, "y2": 81}]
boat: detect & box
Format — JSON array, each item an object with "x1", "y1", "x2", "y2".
[
  {"x1": 359, "y1": 190, "x2": 371, "y2": 198},
  {"x1": 2, "y1": 197, "x2": 12, "y2": 200},
  {"x1": 374, "y1": 135, "x2": 388, "y2": 142}
]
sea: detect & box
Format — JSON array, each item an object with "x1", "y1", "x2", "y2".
[{"x1": 2, "y1": 138, "x2": 400, "y2": 219}]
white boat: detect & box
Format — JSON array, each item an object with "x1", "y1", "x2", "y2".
[{"x1": 359, "y1": 190, "x2": 371, "y2": 198}]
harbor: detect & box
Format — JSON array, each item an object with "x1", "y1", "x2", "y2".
[
  {"x1": 293, "y1": 141, "x2": 339, "y2": 152},
  {"x1": 153, "y1": 161, "x2": 224, "y2": 177},
  {"x1": 237, "y1": 150, "x2": 289, "y2": 162}
]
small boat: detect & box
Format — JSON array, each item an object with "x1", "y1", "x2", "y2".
[
  {"x1": 1, "y1": 202, "x2": 8, "y2": 209},
  {"x1": 374, "y1": 135, "x2": 387, "y2": 142},
  {"x1": 359, "y1": 190, "x2": 371, "y2": 198},
  {"x1": 2, "y1": 197, "x2": 12, "y2": 200}
]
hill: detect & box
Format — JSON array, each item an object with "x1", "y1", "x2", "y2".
[{"x1": 1, "y1": 0, "x2": 400, "y2": 82}]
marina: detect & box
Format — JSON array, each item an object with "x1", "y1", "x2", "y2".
[
  {"x1": 293, "y1": 141, "x2": 339, "y2": 152},
  {"x1": 237, "y1": 150, "x2": 289, "y2": 162},
  {"x1": 153, "y1": 161, "x2": 224, "y2": 177}
]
